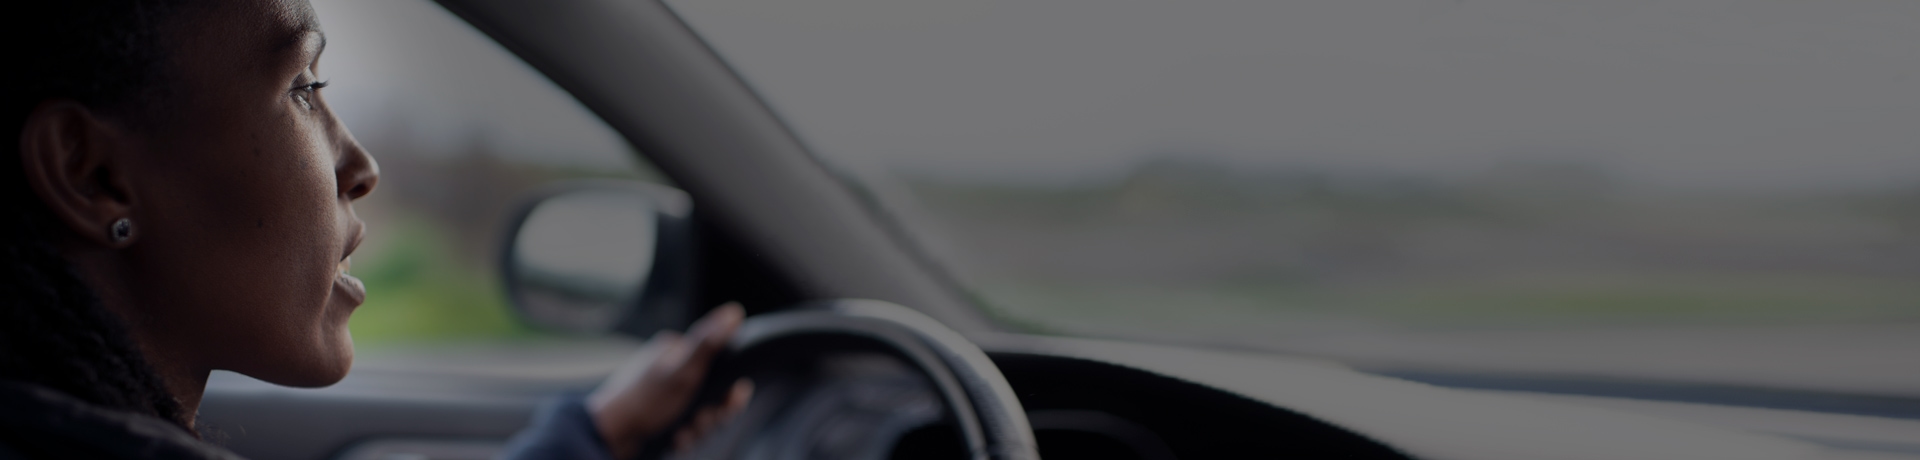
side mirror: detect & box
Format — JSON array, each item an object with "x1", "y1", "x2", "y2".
[{"x1": 500, "y1": 181, "x2": 695, "y2": 337}]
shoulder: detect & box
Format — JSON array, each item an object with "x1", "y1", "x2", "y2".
[
  {"x1": 496, "y1": 392, "x2": 614, "y2": 460},
  {"x1": 0, "y1": 381, "x2": 245, "y2": 460}
]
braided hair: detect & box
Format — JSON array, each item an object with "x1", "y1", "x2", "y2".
[{"x1": 1, "y1": 1, "x2": 192, "y2": 429}]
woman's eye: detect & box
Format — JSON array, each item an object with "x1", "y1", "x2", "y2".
[{"x1": 292, "y1": 80, "x2": 328, "y2": 111}]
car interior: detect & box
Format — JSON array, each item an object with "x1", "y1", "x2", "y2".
[{"x1": 196, "y1": 0, "x2": 1920, "y2": 459}]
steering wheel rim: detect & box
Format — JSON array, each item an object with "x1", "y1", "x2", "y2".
[{"x1": 656, "y1": 300, "x2": 1038, "y2": 460}]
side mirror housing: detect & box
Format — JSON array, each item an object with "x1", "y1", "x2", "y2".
[{"x1": 500, "y1": 180, "x2": 695, "y2": 337}]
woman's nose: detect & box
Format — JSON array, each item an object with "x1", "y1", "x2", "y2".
[{"x1": 334, "y1": 121, "x2": 379, "y2": 201}]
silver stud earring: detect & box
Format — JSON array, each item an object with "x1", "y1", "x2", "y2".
[{"x1": 109, "y1": 218, "x2": 134, "y2": 244}]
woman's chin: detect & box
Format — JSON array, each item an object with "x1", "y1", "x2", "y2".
[
  {"x1": 238, "y1": 337, "x2": 355, "y2": 388},
  {"x1": 251, "y1": 360, "x2": 352, "y2": 388}
]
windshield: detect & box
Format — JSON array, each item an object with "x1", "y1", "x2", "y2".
[{"x1": 665, "y1": 0, "x2": 1920, "y2": 392}]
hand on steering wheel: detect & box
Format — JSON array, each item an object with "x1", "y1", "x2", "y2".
[{"x1": 587, "y1": 303, "x2": 755, "y2": 459}]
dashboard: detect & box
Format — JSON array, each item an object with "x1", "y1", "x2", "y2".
[
  {"x1": 202, "y1": 341, "x2": 1406, "y2": 460},
  {"x1": 991, "y1": 352, "x2": 1407, "y2": 460},
  {"x1": 201, "y1": 334, "x2": 1908, "y2": 460},
  {"x1": 671, "y1": 348, "x2": 1408, "y2": 460}
]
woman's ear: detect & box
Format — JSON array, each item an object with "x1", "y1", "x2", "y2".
[{"x1": 18, "y1": 100, "x2": 141, "y2": 247}]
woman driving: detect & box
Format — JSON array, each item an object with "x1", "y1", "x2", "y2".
[{"x1": 0, "y1": 1, "x2": 747, "y2": 458}]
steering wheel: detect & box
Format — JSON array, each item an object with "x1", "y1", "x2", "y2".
[{"x1": 639, "y1": 300, "x2": 1039, "y2": 460}]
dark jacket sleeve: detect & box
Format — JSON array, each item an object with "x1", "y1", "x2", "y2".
[{"x1": 495, "y1": 393, "x2": 613, "y2": 460}]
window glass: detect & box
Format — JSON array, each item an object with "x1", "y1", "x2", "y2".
[
  {"x1": 668, "y1": 0, "x2": 1920, "y2": 388},
  {"x1": 311, "y1": 0, "x2": 664, "y2": 347}
]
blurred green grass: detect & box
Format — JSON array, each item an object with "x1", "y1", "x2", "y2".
[{"x1": 347, "y1": 217, "x2": 544, "y2": 347}]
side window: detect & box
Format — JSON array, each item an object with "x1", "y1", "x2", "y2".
[{"x1": 312, "y1": 0, "x2": 665, "y2": 346}]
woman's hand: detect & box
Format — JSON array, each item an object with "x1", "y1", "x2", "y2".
[{"x1": 586, "y1": 303, "x2": 754, "y2": 459}]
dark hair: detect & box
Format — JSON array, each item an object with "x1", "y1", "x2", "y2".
[{"x1": 1, "y1": 1, "x2": 192, "y2": 429}]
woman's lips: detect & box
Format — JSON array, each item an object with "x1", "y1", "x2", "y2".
[
  {"x1": 337, "y1": 223, "x2": 367, "y2": 306},
  {"x1": 335, "y1": 256, "x2": 365, "y2": 306}
]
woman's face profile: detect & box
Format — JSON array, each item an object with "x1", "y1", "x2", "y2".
[{"x1": 35, "y1": 0, "x2": 380, "y2": 388}]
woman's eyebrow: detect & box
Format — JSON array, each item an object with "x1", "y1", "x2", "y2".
[
  {"x1": 310, "y1": 32, "x2": 328, "y2": 65},
  {"x1": 271, "y1": 28, "x2": 325, "y2": 61},
  {"x1": 269, "y1": 30, "x2": 327, "y2": 74}
]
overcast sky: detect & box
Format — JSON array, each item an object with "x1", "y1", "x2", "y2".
[{"x1": 311, "y1": 0, "x2": 1920, "y2": 190}]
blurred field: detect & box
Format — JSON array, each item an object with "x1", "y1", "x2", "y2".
[
  {"x1": 347, "y1": 154, "x2": 1920, "y2": 347},
  {"x1": 903, "y1": 159, "x2": 1920, "y2": 338},
  {"x1": 346, "y1": 216, "x2": 536, "y2": 347},
  {"x1": 330, "y1": 150, "x2": 1920, "y2": 394},
  {"x1": 343, "y1": 148, "x2": 657, "y2": 348}
]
